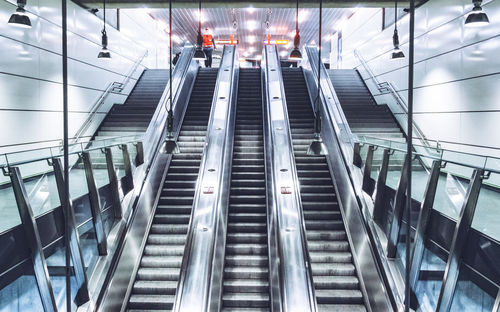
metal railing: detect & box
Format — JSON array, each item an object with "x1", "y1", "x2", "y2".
[
  {"x1": 72, "y1": 50, "x2": 148, "y2": 144},
  {"x1": 354, "y1": 135, "x2": 500, "y2": 312},
  {"x1": 0, "y1": 134, "x2": 143, "y2": 311},
  {"x1": 353, "y1": 49, "x2": 431, "y2": 149},
  {"x1": 172, "y1": 44, "x2": 238, "y2": 312},
  {"x1": 263, "y1": 44, "x2": 318, "y2": 312}
]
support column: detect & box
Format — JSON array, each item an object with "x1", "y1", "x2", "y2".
[
  {"x1": 104, "y1": 148, "x2": 123, "y2": 219},
  {"x1": 372, "y1": 148, "x2": 390, "y2": 223},
  {"x1": 436, "y1": 169, "x2": 484, "y2": 312},
  {"x1": 8, "y1": 167, "x2": 58, "y2": 312},
  {"x1": 362, "y1": 145, "x2": 375, "y2": 195},
  {"x1": 81, "y1": 152, "x2": 108, "y2": 255},
  {"x1": 51, "y1": 157, "x2": 90, "y2": 305},
  {"x1": 409, "y1": 160, "x2": 440, "y2": 289},
  {"x1": 387, "y1": 154, "x2": 408, "y2": 258}
]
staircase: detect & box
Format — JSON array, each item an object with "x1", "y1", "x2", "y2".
[
  {"x1": 127, "y1": 68, "x2": 218, "y2": 311},
  {"x1": 282, "y1": 67, "x2": 366, "y2": 312},
  {"x1": 221, "y1": 68, "x2": 270, "y2": 311},
  {"x1": 328, "y1": 69, "x2": 405, "y2": 142}
]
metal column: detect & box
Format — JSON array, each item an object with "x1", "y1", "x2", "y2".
[
  {"x1": 409, "y1": 160, "x2": 441, "y2": 289},
  {"x1": 51, "y1": 157, "x2": 91, "y2": 305},
  {"x1": 81, "y1": 152, "x2": 108, "y2": 255},
  {"x1": 372, "y1": 148, "x2": 390, "y2": 223},
  {"x1": 8, "y1": 167, "x2": 58, "y2": 311},
  {"x1": 104, "y1": 147, "x2": 123, "y2": 219},
  {"x1": 436, "y1": 169, "x2": 484, "y2": 312}
]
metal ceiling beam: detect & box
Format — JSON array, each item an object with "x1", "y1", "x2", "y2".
[{"x1": 79, "y1": 0, "x2": 416, "y2": 9}]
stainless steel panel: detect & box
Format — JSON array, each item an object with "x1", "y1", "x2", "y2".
[
  {"x1": 262, "y1": 45, "x2": 317, "y2": 312},
  {"x1": 173, "y1": 45, "x2": 238, "y2": 312},
  {"x1": 97, "y1": 47, "x2": 198, "y2": 312},
  {"x1": 301, "y1": 46, "x2": 394, "y2": 311}
]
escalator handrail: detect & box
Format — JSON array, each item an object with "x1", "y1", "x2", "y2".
[
  {"x1": 262, "y1": 45, "x2": 318, "y2": 312},
  {"x1": 300, "y1": 45, "x2": 396, "y2": 311},
  {"x1": 142, "y1": 45, "x2": 196, "y2": 165},
  {"x1": 172, "y1": 45, "x2": 239, "y2": 311},
  {"x1": 302, "y1": 46, "x2": 356, "y2": 163}
]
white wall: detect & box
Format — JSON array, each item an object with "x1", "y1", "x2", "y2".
[
  {"x1": 331, "y1": 0, "x2": 500, "y2": 161},
  {"x1": 0, "y1": 1, "x2": 168, "y2": 155}
]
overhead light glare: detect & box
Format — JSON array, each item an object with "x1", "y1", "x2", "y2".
[
  {"x1": 247, "y1": 7, "x2": 256, "y2": 14},
  {"x1": 247, "y1": 20, "x2": 257, "y2": 31}
]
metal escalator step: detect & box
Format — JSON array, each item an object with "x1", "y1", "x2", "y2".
[
  {"x1": 140, "y1": 256, "x2": 183, "y2": 268},
  {"x1": 225, "y1": 255, "x2": 268, "y2": 266},
  {"x1": 128, "y1": 294, "x2": 175, "y2": 310},
  {"x1": 315, "y1": 289, "x2": 364, "y2": 304},
  {"x1": 311, "y1": 262, "x2": 356, "y2": 276},
  {"x1": 313, "y1": 275, "x2": 360, "y2": 289},
  {"x1": 317, "y1": 304, "x2": 367, "y2": 312},
  {"x1": 132, "y1": 280, "x2": 178, "y2": 294},
  {"x1": 226, "y1": 243, "x2": 268, "y2": 255},
  {"x1": 222, "y1": 293, "x2": 270, "y2": 308},
  {"x1": 223, "y1": 279, "x2": 269, "y2": 293},
  {"x1": 223, "y1": 266, "x2": 268, "y2": 279},
  {"x1": 127, "y1": 68, "x2": 217, "y2": 310},
  {"x1": 227, "y1": 233, "x2": 267, "y2": 244}
]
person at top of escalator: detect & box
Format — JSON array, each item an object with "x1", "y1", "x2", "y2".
[{"x1": 202, "y1": 27, "x2": 216, "y2": 68}]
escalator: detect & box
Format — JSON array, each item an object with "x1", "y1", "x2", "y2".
[
  {"x1": 221, "y1": 68, "x2": 270, "y2": 310},
  {"x1": 282, "y1": 68, "x2": 366, "y2": 312},
  {"x1": 127, "y1": 68, "x2": 218, "y2": 311}
]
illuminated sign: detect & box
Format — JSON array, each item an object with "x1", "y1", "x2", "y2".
[
  {"x1": 215, "y1": 35, "x2": 239, "y2": 45},
  {"x1": 262, "y1": 39, "x2": 289, "y2": 45}
]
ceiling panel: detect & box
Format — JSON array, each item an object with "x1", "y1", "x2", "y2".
[{"x1": 145, "y1": 7, "x2": 354, "y2": 60}]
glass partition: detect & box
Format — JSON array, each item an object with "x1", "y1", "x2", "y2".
[
  {"x1": 449, "y1": 264, "x2": 495, "y2": 312},
  {"x1": 18, "y1": 160, "x2": 60, "y2": 218},
  {"x1": 0, "y1": 267, "x2": 44, "y2": 311},
  {"x1": 472, "y1": 171, "x2": 500, "y2": 241},
  {"x1": 0, "y1": 181, "x2": 21, "y2": 232}
]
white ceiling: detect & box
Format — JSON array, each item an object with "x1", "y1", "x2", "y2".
[{"x1": 147, "y1": 7, "x2": 353, "y2": 60}]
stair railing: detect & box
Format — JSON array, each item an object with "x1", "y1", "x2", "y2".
[
  {"x1": 353, "y1": 49, "x2": 431, "y2": 150},
  {"x1": 71, "y1": 49, "x2": 149, "y2": 145}
]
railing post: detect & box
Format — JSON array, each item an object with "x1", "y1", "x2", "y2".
[
  {"x1": 81, "y1": 152, "x2": 108, "y2": 255},
  {"x1": 436, "y1": 169, "x2": 484, "y2": 312},
  {"x1": 493, "y1": 289, "x2": 500, "y2": 312},
  {"x1": 104, "y1": 148, "x2": 123, "y2": 219},
  {"x1": 362, "y1": 145, "x2": 375, "y2": 195},
  {"x1": 353, "y1": 142, "x2": 362, "y2": 168},
  {"x1": 387, "y1": 153, "x2": 409, "y2": 258},
  {"x1": 135, "y1": 141, "x2": 144, "y2": 166},
  {"x1": 373, "y1": 148, "x2": 390, "y2": 223},
  {"x1": 409, "y1": 160, "x2": 441, "y2": 290},
  {"x1": 51, "y1": 157, "x2": 91, "y2": 305},
  {"x1": 120, "y1": 143, "x2": 134, "y2": 188},
  {"x1": 7, "y1": 167, "x2": 58, "y2": 312}
]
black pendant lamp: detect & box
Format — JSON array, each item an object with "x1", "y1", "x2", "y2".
[
  {"x1": 289, "y1": 0, "x2": 302, "y2": 61},
  {"x1": 193, "y1": 0, "x2": 206, "y2": 61},
  {"x1": 161, "y1": 0, "x2": 180, "y2": 154},
  {"x1": 465, "y1": 0, "x2": 489, "y2": 27},
  {"x1": 8, "y1": 0, "x2": 31, "y2": 28},
  {"x1": 97, "y1": 0, "x2": 111, "y2": 59},
  {"x1": 307, "y1": 0, "x2": 327, "y2": 156},
  {"x1": 391, "y1": 0, "x2": 404, "y2": 59}
]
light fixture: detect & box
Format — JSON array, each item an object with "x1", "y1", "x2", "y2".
[
  {"x1": 465, "y1": 0, "x2": 489, "y2": 27},
  {"x1": 8, "y1": 0, "x2": 31, "y2": 28},
  {"x1": 289, "y1": 0, "x2": 302, "y2": 61},
  {"x1": 193, "y1": 0, "x2": 206, "y2": 61},
  {"x1": 160, "y1": 0, "x2": 179, "y2": 155},
  {"x1": 307, "y1": 0, "x2": 327, "y2": 156},
  {"x1": 391, "y1": 0, "x2": 404, "y2": 59},
  {"x1": 97, "y1": 0, "x2": 111, "y2": 59}
]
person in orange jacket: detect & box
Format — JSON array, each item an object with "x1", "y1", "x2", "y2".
[{"x1": 202, "y1": 27, "x2": 216, "y2": 67}]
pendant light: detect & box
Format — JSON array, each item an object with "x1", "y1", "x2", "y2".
[
  {"x1": 391, "y1": 0, "x2": 404, "y2": 59},
  {"x1": 97, "y1": 0, "x2": 111, "y2": 59},
  {"x1": 193, "y1": 0, "x2": 206, "y2": 61},
  {"x1": 465, "y1": 0, "x2": 489, "y2": 27},
  {"x1": 161, "y1": 0, "x2": 179, "y2": 154},
  {"x1": 8, "y1": 0, "x2": 31, "y2": 28},
  {"x1": 289, "y1": 0, "x2": 302, "y2": 61},
  {"x1": 307, "y1": 0, "x2": 327, "y2": 156}
]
